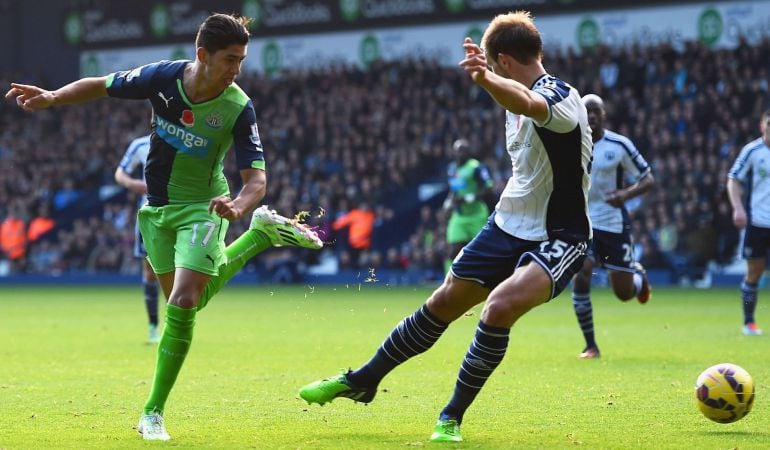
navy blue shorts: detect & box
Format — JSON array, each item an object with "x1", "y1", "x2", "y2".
[
  {"x1": 133, "y1": 220, "x2": 147, "y2": 258},
  {"x1": 450, "y1": 215, "x2": 589, "y2": 299},
  {"x1": 743, "y1": 224, "x2": 770, "y2": 259},
  {"x1": 589, "y1": 228, "x2": 635, "y2": 273}
]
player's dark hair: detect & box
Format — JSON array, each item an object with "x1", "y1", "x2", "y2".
[
  {"x1": 196, "y1": 13, "x2": 251, "y2": 54},
  {"x1": 482, "y1": 11, "x2": 543, "y2": 65},
  {"x1": 763, "y1": 109, "x2": 770, "y2": 121}
]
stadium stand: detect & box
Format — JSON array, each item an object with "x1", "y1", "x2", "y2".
[{"x1": 1, "y1": 38, "x2": 769, "y2": 283}]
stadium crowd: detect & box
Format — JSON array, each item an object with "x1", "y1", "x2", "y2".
[{"x1": 1, "y1": 37, "x2": 769, "y2": 282}]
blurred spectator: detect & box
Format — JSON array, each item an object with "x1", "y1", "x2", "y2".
[
  {"x1": 332, "y1": 200, "x2": 376, "y2": 268},
  {"x1": 385, "y1": 247, "x2": 408, "y2": 270},
  {"x1": 2, "y1": 37, "x2": 770, "y2": 281},
  {"x1": 1, "y1": 202, "x2": 27, "y2": 271},
  {"x1": 53, "y1": 179, "x2": 81, "y2": 211},
  {"x1": 27, "y1": 204, "x2": 55, "y2": 242},
  {"x1": 264, "y1": 249, "x2": 302, "y2": 283},
  {"x1": 27, "y1": 240, "x2": 61, "y2": 274}
]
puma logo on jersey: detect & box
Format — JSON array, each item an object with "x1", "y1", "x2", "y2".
[{"x1": 158, "y1": 92, "x2": 173, "y2": 108}]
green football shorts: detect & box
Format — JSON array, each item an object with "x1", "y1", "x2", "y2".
[
  {"x1": 447, "y1": 210, "x2": 489, "y2": 244},
  {"x1": 137, "y1": 203, "x2": 229, "y2": 276}
]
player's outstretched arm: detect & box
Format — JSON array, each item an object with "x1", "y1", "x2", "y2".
[
  {"x1": 5, "y1": 77, "x2": 108, "y2": 112},
  {"x1": 469, "y1": 71, "x2": 547, "y2": 122},
  {"x1": 458, "y1": 37, "x2": 548, "y2": 122}
]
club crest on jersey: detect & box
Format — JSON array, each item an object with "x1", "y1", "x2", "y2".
[
  {"x1": 605, "y1": 151, "x2": 616, "y2": 161},
  {"x1": 205, "y1": 111, "x2": 223, "y2": 129},
  {"x1": 249, "y1": 123, "x2": 262, "y2": 146},
  {"x1": 180, "y1": 110, "x2": 195, "y2": 127}
]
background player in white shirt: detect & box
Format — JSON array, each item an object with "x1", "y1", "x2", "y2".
[
  {"x1": 727, "y1": 109, "x2": 770, "y2": 336},
  {"x1": 571, "y1": 94, "x2": 654, "y2": 359},
  {"x1": 115, "y1": 134, "x2": 160, "y2": 343}
]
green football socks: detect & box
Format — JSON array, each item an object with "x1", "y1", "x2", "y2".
[
  {"x1": 197, "y1": 230, "x2": 271, "y2": 310},
  {"x1": 142, "y1": 231, "x2": 271, "y2": 415},
  {"x1": 143, "y1": 304, "x2": 197, "y2": 415}
]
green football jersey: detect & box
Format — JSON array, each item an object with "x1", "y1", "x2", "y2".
[
  {"x1": 106, "y1": 60, "x2": 265, "y2": 205},
  {"x1": 448, "y1": 158, "x2": 493, "y2": 215}
]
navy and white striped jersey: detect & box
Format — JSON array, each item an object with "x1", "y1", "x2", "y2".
[
  {"x1": 494, "y1": 74, "x2": 593, "y2": 243},
  {"x1": 729, "y1": 137, "x2": 770, "y2": 227},
  {"x1": 118, "y1": 134, "x2": 151, "y2": 207},
  {"x1": 588, "y1": 130, "x2": 650, "y2": 233}
]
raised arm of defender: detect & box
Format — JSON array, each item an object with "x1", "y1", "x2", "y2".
[{"x1": 458, "y1": 37, "x2": 548, "y2": 123}]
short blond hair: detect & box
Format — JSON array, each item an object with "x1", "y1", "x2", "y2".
[{"x1": 481, "y1": 11, "x2": 542, "y2": 66}]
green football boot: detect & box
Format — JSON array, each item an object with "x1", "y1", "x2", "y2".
[
  {"x1": 430, "y1": 418, "x2": 462, "y2": 442},
  {"x1": 299, "y1": 371, "x2": 377, "y2": 405}
]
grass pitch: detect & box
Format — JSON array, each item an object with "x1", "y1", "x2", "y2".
[{"x1": 0, "y1": 284, "x2": 768, "y2": 449}]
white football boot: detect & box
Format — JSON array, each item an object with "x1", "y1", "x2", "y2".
[
  {"x1": 148, "y1": 324, "x2": 160, "y2": 344},
  {"x1": 250, "y1": 205, "x2": 323, "y2": 249},
  {"x1": 137, "y1": 412, "x2": 170, "y2": 441}
]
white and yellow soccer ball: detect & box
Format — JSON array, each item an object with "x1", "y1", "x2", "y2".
[{"x1": 694, "y1": 363, "x2": 755, "y2": 423}]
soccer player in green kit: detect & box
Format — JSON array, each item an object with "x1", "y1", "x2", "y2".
[
  {"x1": 6, "y1": 13, "x2": 322, "y2": 440},
  {"x1": 443, "y1": 138, "x2": 493, "y2": 271}
]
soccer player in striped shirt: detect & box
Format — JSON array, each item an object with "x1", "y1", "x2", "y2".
[
  {"x1": 571, "y1": 94, "x2": 654, "y2": 359},
  {"x1": 299, "y1": 11, "x2": 592, "y2": 443},
  {"x1": 727, "y1": 109, "x2": 770, "y2": 337}
]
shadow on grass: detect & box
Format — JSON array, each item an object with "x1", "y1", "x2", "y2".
[
  {"x1": 300, "y1": 431, "x2": 489, "y2": 449},
  {"x1": 698, "y1": 430, "x2": 770, "y2": 438}
]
